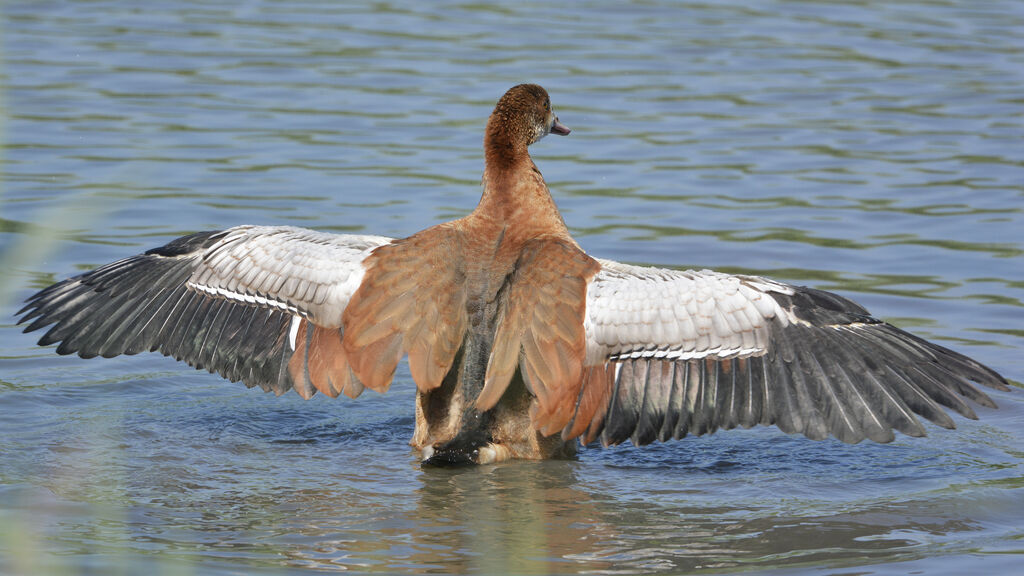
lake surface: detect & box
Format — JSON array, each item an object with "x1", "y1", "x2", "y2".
[{"x1": 1, "y1": 1, "x2": 1022, "y2": 574}]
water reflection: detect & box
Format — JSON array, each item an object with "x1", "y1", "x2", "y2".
[{"x1": 412, "y1": 463, "x2": 614, "y2": 574}]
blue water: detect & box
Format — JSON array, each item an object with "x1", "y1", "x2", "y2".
[{"x1": 1, "y1": 1, "x2": 1022, "y2": 574}]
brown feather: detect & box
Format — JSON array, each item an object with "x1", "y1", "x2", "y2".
[
  {"x1": 287, "y1": 319, "x2": 362, "y2": 399},
  {"x1": 562, "y1": 363, "x2": 615, "y2": 443},
  {"x1": 478, "y1": 239, "x2": 599, "y2": 435},
  {"x1": 349, "y1": 333, "x2": 404, "y2": 393},
  {"x1": 342, "y1": 226, "x2": 469, "y2": 394}
]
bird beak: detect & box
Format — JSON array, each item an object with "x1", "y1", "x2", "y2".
[{"x1": 550, "y1": 116, "x2": 571, "y2": 136}]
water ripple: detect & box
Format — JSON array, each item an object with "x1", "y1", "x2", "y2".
[{"x1": 2, "y1": 0, "x2": 1023, "y2": 574}]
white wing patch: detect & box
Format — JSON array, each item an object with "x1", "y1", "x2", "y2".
[
  {"x1": 186, "y1": 226, "x2": 392, "y2": 327},
  {"x1": 188, "y1": 282, "x2": 303, "y2": 315},
  {"x1": 584, "y1": 259, "x2": 795, "y2": 364},
  {"x1": 288, "y1": 315, "x2": 302, "y2": 351}
]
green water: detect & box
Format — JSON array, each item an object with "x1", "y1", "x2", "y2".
[{"x1": 1, "y1": 1, "x2": 1022, "y2": 574}]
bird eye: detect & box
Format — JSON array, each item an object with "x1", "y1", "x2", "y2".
[{"x1": 544, "y1": 100, "x2": 550, "y2": 111}]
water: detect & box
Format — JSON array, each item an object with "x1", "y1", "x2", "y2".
[{"x1": 1, "y1": 1, "x2": 1022, "y2": 574}]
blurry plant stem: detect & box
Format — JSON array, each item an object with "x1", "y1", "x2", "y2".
[{"x1": 0, "y1": 193, "x2": 114, "y2": 307}]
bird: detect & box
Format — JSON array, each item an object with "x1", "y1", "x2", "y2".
[{"x1": 18, "y1": 84, "x2": 1010, "y2": 465}]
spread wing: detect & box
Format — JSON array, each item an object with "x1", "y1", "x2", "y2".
[
  {"x1": 18, "y1": 226, "x2": 392, "y2": 400},
  {"x1": 565, "y1": 259, "x2": 1010, "y2": 446}
]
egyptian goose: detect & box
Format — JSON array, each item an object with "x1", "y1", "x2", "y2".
[{"x1": 19, "y1": 84, "x2": 1009, "y2": 465}]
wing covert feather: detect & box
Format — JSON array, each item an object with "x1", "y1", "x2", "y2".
[
  {"x1": 571, "y1": 259, "x2": 1009, "y2": 446},
  {"x1": 19, "y1": 227, "x2": 391, "y2": 400},
  {"x1": 188, "y1": 226, "x2": 390, "y2": 325}
]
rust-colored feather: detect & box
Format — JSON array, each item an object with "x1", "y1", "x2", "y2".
[
  {"x1": 349, "y1": 334, "x2": 404, "y2": 393},
  {"x1": 478, "y1": 239, "x2": 599, "y2": 435},
  {"x1": 561, "y1": 363, "x2": 615, "y2": 443},
  {"x1": 342, "y1": 225, "x2": 468, "y2": 394},
  {"x1": 287, "y1": 319, "x2": 363, "y2": 399}
]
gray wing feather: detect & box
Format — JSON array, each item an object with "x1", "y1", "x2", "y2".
[
  {"x1": 583, "y1": 259, "x2": 1009, "y2": 446},
  {"x1": 19, "y1": 226, "x2": 393, "y2": 397},
  {"x1": 188, "y1": 226, "x2": 391, "y2": 325}
]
